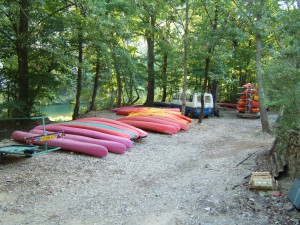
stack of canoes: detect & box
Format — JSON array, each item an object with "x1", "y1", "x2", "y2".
[
  {"x1": 12, "y1": 118, "x2": 148, "y2": 158},
  {"x1": 112, "y1": 106, "x2": 192, "y2": 135},
  {"x1": 237, "y1": 83, "x2": 260, "y2": 113},
  {"x1": 112, "y1": 105, "x2": 181, "y2": 116}
]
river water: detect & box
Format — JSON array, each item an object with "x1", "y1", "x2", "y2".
[{"x1": 37, "y1": 104, "x2": 74, "y2": 121}]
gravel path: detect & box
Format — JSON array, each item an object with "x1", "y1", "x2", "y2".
[{"x1": 0, "y1": 109, "x2": 298, "y2": 225}]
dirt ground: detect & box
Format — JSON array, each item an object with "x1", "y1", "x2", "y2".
[{"x1": 0, "y1": 108, "x2": 299, "y2": 225}]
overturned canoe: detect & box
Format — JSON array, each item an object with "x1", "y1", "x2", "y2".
[
  {"x1": 34, "y1": 125, "x2": 133, "y2": 148},
  {"x1": 117, "y1": 116, "x2": 181, "y2": 132},
  {"x1": 30, "y1": 129, "x2": 127, "y2": 154},
  {"x1": 53, "y1": 122, "x2": 134, "y2": 139},
  {"x1": 12, "y1": 131, "x2": 108, "y2": 158},
  {"x1": 75, "y1": 117, "x2": 148, "y2": 138},
  {"x1": 117, "y1": 120, "x2": 178, "y2": 135}
]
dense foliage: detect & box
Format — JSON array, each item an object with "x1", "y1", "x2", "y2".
[
  {"x1": 0, "y1": 0, "x2": 299, "y2": 133},
  {"x1": 264, "y1": 1, "x2": 300, "y2": 146}
]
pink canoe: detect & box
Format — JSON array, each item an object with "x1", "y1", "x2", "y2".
[
  {"x1": 12, "y1": 131, "x2": 108, "y2": 158},
  {"x1": 30, "y1": 129, "x2": 126, "y2": 154},
  {"x1": 75, "y1": 117, "x2": 148, "y2": 138},
  {"x1": 73, "y1": 119, "x2": 140, "y2": 139},
  {"x1": 34, "y1": 125, "x2": 133, "y2": 148}
]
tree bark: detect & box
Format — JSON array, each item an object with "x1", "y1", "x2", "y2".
[
  {"x1": 212, "y1": 80, "x2": 219, "y2": 117},
  {"x1": 161, "y1": 53, "x2": 168, "y2": 102},
  {"x1": 144, "y1": 15, "x2": 155, "y2": 106},
  {"x1": 72, "y1": 29, "x2": 83, "y2": 120},
  {"x1": 256, "y1": 33, "x2": 271, "y2": 133},
  {"x1": 182, "y1": 0, "x2": 189, "y2": 115},
  {"x1": 198, "y1": 2, "x2": 218, "y2": 122},
  {"x1": 89, "y1": 52, "x2": 101, "y2": 111},
  {"x1": 16, "y1": 0, "x2": 31, "y2": 117},
  {"x1": 111, "y1": 47, "x2": 123, "y2": 107},
  {"x1": 198, "y1": 56, "x2": 210, "y2": 123}
]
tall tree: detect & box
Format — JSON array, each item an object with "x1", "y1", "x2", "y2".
[
  {"x1": 144, "y1": 7, "x2": 156, "y2": 106},
  {"x1": 233, "y1": 0, "x2": 273, "y2": 133},
  {"x1": 181, "y1": 0, "x2": 189, "y2": 116},
  {"x1": 253, "y1": 0, "x2": 271, "y2": 133},
  {"x1": 89, "y1": 52, "x2": 101, "y2": 111},
  {"x1": 72, "y1": 3, "x2": 86, "y2": 120},
  {"x1": 133, "y1": 0, "x2": 169, "y2": 106},
  {"x1": 0, "y1": 0, "x2": 73, "y2": 117},
  {"x1": 17, "y1": 0, "x2": 31, "y2": 117},
  {"x1": 264, "y1": 0, "x2": 300, "y2": 162}
]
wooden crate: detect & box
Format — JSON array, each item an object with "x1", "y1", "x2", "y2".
[{"x1": 249, "y1": 172, "x2": 276, "y2": 190}]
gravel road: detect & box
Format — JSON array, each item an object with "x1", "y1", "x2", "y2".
[{"x1": 0, "y1": 109, "x2": 298, "y2": 225}]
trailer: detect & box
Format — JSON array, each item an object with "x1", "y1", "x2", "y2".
[{"x1": 0, "y1": 116, "x2": 64, "y2": 161}]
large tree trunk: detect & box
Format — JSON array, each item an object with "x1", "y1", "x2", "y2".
[
  {"x1": 256, "y1": 33, "x2": 271, "y2": 133},
  {"x1": 16, "y1": 0, "x2": 31, "y2": 117},
  {"x1": 212, "y1": 80, "x2": 219, "y2": 117},
  {"x1": 198, "y1": 2, "x2": 218, "y2": 122},
  {"x1": 111, "y1": 47, "x2": 123, "y2": 107},
  {"x1": 198, "y1": 56, "x2": 210, "y2": 123},
  {"x1": 89, "y1": 52, "x2": 101, "y2": 111},
  {"x1": 181, "y1": 0, "x2": 189, "y2": 115},
  {"x1": 286, "y1": 131, "x2": 300, "y2": 179},
  {"x1": 72, "y1": 30, "x2": 83, "y2": 120},
  {"x1": 144, "y1": 16, "x2": 155, "y2": 106},
  {"x1": 161, "y1": 53, "x2": 168, "y2": 102}
]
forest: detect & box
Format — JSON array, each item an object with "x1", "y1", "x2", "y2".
[{"x1": 0, "y1": 1, "x2": 299, "y2": 152}]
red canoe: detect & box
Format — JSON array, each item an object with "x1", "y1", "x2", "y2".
[
  {"x1": 117, "y1": 120, "x2": 178, "y2": 135},
  {"x1": 117, "y1": 116, "x2": 181, "y2": 132}
]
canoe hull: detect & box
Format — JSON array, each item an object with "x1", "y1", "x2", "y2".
[
  {"x1": 117, "y1": 120, "x2": 177, "y2": 135},
  {"x1": 30, "y1": 129, "x2": 126, "y2": 154},
  {"x1": 12, "y1": 131, "x2": 108, "y2": 158},
  {"x1": 34, "y1": 125, "x2": 133, "y2": 148}
]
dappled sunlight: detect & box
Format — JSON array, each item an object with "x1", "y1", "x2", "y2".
[{"x1": 48, "y1": 115, "x2": 72, "y2": 122}]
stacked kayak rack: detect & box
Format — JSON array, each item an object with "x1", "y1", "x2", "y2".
[
  {"x1": 0, "y1": 116, "x2": 64, "y2": 160},
  {"x1": 237, "y1": 83, "x2": 260, "y2": 119}
]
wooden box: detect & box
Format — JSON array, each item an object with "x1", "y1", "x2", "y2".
[{"x1": 249, "y1": 172, "x2": 276, "y2": 190}]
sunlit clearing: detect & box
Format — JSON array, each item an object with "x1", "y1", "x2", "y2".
[{"x1": 49, "y1": 115, "x2": 72, "y2": 121}]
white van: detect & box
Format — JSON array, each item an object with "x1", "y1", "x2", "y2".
[{"x1": 170, "y1": 92, "x2": 214, "y2": 118}]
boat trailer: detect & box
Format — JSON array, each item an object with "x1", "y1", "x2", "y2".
[{"x1": 0, "y1": 116, "x2": 64, "y2": 161}]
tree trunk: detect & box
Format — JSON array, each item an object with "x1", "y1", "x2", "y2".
[
  {"x1": 198, "y1": 2, "x2": 218, "y2": 122},
  {"x1": 111, "y1": 47, "x2": 122, "y2": 107},
  {"x1": 256, "y1": 33, "x2": 271, "y2": 133},
  {"x1": 89, "y1": 52, "x2": 101, "y2": 111},
  {"x1": 212, "y1": 80, "x2": 219, "y2": 117},
  {"x1": 161, "y1": 53, "x2": 168, "y2": 102},
  {"x1": 182, "y1": 0, "x2": 189, "y2": 115},
  {"x1": 16, "y1": 0, "x2": 31, "y2": 117},
  {"x1": 286, "y1": 131, "x2": 300, "y2": 179},
  {"x1": 72, "y1": 30, "x2": 83, "y2": 120},
  {"x1": 198, "y1": 56, "x2": 210, "y2": 123},
  {"x1": 144, "y1": 16, "x2": 155, "y2": 106}
]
